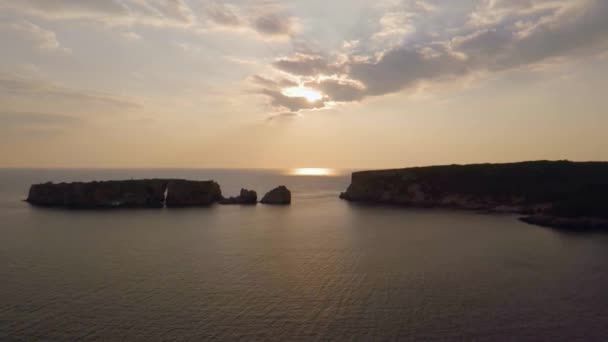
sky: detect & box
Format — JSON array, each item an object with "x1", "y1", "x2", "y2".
[{"x1": 1, "y1": 0, "x2": 607, "y2": 169}]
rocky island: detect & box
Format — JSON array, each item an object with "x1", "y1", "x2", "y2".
[
  {"x1": 220, "y1": 189, "x2": 257, "y2": 205},
  {"x1": 260, "y1": 186, "x2": 291, "y2": 205},
  {"x1": 26, "y1": 180, "x2": 290, "y2": 208},
  {"x1": 340, "y1": 161, "x2": 608, "y2": 230}
]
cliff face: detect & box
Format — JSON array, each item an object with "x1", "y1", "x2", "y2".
[
  {"x1": 27, "y1": 180, "x2": 169, "y2": 208},
  {"x1": 340, "y1": 161, "x2": 608, "y2": 221},
  {"x1": 27, "y1": 179, "x2": 223, "y2": 208},
  {"x1": 164, "y1": 180, "x2": 222, "y2": 207}
]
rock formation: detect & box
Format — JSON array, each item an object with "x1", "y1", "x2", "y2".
[
  {"x1": 340, "y1": 161, "x2": 608, "y2": 230},
  {"x1": 165, "y1": 180, "x2": 222, "y2": 207},
  {"x1": 220, "y1": 189, "x2": 257, "y2": 205},
  {"x1": 260, "y1": 186, "x2": 291, "y2": 205},
  {"x1": 519, "y1": 215, "x2": 608, "y2": 231},
  {"x1": 26, "y1": 179, "x2": 169, "y2": 208},
  {"x1": 27, "y1": 179, "x2": 223, "y2": 208}
]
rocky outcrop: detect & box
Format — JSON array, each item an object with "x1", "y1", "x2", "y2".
[
  {"x1": 260, "y1": 186, "x2": 291, "y2": 205},
  {"x1": 26, "y1": 179, "x2": 169, "y2": 208},
  {"x1": 340, "y1": 161, "x2": 608, "y2": 230},
  {"x1": 27, "y1": 179, "x2": 223, "y2": 208},
  {"x1": 165, "y1": 180, "x2": 222, "y2": 207},
  {"x1": 519, "y1": 216, "x2": 608, "y2": 231},
  {"x1": 220, "y1": 189, "x2": 257, "y2": 205}
]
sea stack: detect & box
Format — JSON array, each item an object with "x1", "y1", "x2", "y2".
[
  {"x1": 260, "y1": 186, "x2": 291, "y2": 205},
  {"x1": 220, "y1": 189, "x2": 258, "y2": 205}
]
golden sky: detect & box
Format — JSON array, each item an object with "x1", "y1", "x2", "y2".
[{"x1": 1, "y1": 0, "x2": 607, "y2": 168}]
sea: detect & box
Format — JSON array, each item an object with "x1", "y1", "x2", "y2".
[{"x1": 1, "y1": 168, "x2": 608, "y2": 341}]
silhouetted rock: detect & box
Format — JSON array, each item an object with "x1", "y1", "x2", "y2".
[
  {"x1": 165, "y1": 180, "x2": 222, "y2": 207},
  {"x1": 26, "y1": 179, "x2": 169, "y2": 208},
  {"x1": 261, "y1": 186, "x2": 291, "y2": 205},
  {"x1": 520, "y1": 215, "x2": 608, "y2": 231},
  {"x1": 340, "y1": 161, "x2": 608, "y2": 230},
  {"x1": 220, "y1": 188, "x2": 257, "y2": 205}
]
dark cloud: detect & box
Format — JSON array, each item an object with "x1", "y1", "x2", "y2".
[
  {"x1": 306, "y1": 79, "x2": 365, "y2": 102},
  {"x1": 260, "y1": 89, "x2": 325, "y2": 112},
  {"x1": 253, "y1": 13, "x2": 295, "y2": 36},
  {"x1": 260, "y1": 0, "x2": 608, "y2": 112},
  {"x1": 202, "y1": 2, "x2": 297, "y2": 39},
  {"x1": 252, "y1": 74, "x2": 324, "y2": 113},
  {"x1": 265, "y1": 112, "x2": 300, "y2": 122}
]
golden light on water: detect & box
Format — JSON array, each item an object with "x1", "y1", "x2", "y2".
[{"x1": 289, "y1": 168, "x2": 335, "y2": 176}]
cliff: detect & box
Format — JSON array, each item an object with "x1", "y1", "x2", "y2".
[
  {"x1": 27, "y1": 179, "x2": 222, "y2": 209},
  {"x1": 340, "y1": 161, "x2": 608, "y2": 229},
  {"x1": 165, "y1": 180, "x2": 222, "y2": 207}
]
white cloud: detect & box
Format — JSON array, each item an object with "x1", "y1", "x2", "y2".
[{"x1": 0, "y1": 21, "x2": 71, "y2": 53}]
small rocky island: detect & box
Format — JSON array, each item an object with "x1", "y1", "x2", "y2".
[
  {"x1": 26, "y1": 180, "x2": 289, "y2": 208},
  {"x1": 340, "y1": 161, "x2": 608, "y2": 230},
  {"x1": 260, "y1": 186, "x2": 291, "y2": 205}
]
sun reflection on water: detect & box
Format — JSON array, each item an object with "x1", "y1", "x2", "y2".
[{"x1": 288, "y1": 168, "x2": 336, "y2": 176}]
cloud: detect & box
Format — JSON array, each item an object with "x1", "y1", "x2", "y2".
[
  {"x1": 2, "y1": 0, "x2": 128, "y2": 18},
  {"x1": 469, "y1": 0, "x2": 579, "y2": 27},
  {"x1": 204, "y1": 2, "x2": 241, "y2": 27},
  {"x1": 3, "y1": 0, "x2": 300, "y2": 43},
  {"x1": 273, "y1": 54, "x2": 342, "y2": 76},
  {"x1": 371, "y1": 11, "x2": 416, "y2": 48},
  {"x1": 260, "y1": 88, "x2": 325, "y2": 112},
  {"x1": 253, "y1": 13, "x2": 296, "y2": 37},
  {"x1": 1, "y1": 111, "x2": 81, "y2": 126},
  {"x1": 265, "y1": 111, "x2": 301, "y2": 122},
  {"x1": 1, "y1": 0, "x2": 196, "y2": 27},
  {"x1": 251, "y1": 74, "x2": 325, "y2": 113},
  {"x1": 255, "y1": 0, "x2": 608, "y2": 113},
  {"x1": 251, "y1": 75, "x2": 297, "y2": 88},
  {"x1": 0, "y1": 72, "x2": 140, "y2": 110},
  {"x1": 305, "y1": 79, "x2": 366, "y2": 102},
  {"x1": 202, "y1": 1, "x2": 298, "y2": 40},
  {"x1": 121, "y1": 31, "x2": 142, "y2": 41},
  {"x1": 0, "y1": 111, "x2": 85, "y2": 138},
  {"x1": 0, "y1": 21, "x2": 71, "y2": 53}
]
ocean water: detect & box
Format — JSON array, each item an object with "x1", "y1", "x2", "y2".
[{"x1": 1, "y1": 169, "x2": 608, "y2": 341}]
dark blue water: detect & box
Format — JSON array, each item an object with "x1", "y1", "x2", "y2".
[{"x1": 1, "y1": 169, "x2": 608, "y2": 341}]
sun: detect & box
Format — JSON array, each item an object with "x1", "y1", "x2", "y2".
[{"x1": 281, "y1": 86, "x2": 323, "y2": 103}]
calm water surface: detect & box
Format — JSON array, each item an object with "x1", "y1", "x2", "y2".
[{"x1": 1, "y1": 169, "x2": 608, "y2": 341}]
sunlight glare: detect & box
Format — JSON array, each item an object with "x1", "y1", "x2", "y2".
[
  {"x1": 289, "y1": 168, "x2": 335, "y2": 176},
  {"x1": 281, "y1": 87, "x2": 323, "y2": 103}
]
